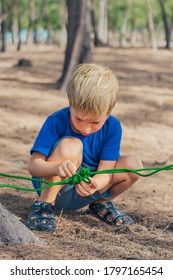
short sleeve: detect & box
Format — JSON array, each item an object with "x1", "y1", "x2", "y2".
[
  {"x1": 100, "y1": 120, "x2": 122, "y2": 161},
  {"x1": 30, "y1": 115, "x2": 59, "y2": 157}
]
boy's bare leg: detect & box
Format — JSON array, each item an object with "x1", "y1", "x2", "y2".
[
  {"x1": 38, "y1": 137, "x2": 83, "y2": 204},
  {"x1": 99, "y1": 155, "x2": 143, "y2": 200},
  {"x1": 91, "y1": 155, "x2": 143, "y2": 224}
]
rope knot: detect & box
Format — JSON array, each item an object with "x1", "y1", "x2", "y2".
[
  {"x1": 68, "y1": 167, "x2": 91, "y2": 185},
  {"x1": 79, "y1": 167, "x2": 91, "y2": 178}
]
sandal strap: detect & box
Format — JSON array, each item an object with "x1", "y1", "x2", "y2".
[
  {"x1": 27, "y1": 201, "x2": 56, "y2": 232},
  {"x1": 89, "y1": 201, "x2": 134, "y2": 225},
  {"x1": 30, "y1": 201, "x2": 56, "y2": 213},
  {"x1": 103, "y1": 210, "x2": 132, "y2": 225}
]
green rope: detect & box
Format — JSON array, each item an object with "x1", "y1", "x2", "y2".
[{"x1": 0, "y1": 164, "x2": 173, "y2": 192}]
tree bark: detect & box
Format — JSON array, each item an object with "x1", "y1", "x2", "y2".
[
  {"x1": 146, "y1": 0, "x2": 157, "y2": 50},
  {"x1": 91, "y1": 8, "x2": 103, "y2": 46},
  {"x1": 130, "y1": 16, "x2": 137, "y2": 47},
  {"x1": 17, "y1": 2, "x2": 21, "y2": 51},
  {"x1": 97, "y1": 0, "x2": 108, "y2": 45},
  {"x1": 26, "y1": 0, "x2": 35, "y2": 44},
  {"x1": 119, "y1": 0, "x2": 131, "y2": 47},
  {"x1": 0, "y1": 203, "x2": 44, "y2": 245},
  {"x1": 26, "y1": 0, "x2": 46, "y2": 45},
  {"x1": 158, "y1": 0, "x2": 171, "y2": 49},
  {"x1": 0, "y1": 0, "x2": 6, "y2": 52},
  {"x1": 57, "y1": 0, "x2": 91, "y2": 92}
]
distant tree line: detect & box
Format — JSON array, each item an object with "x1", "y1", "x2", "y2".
[
  {"x1": 0, "y1": 0, "x2": 173, "y2": 52},
  {"x1": 0, "y1": 0, "x2": 173, "y2": 91}
]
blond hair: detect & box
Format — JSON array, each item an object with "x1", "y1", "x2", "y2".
[{"x1": 67, "y1": 63, "x2": 119, "y2": 117}]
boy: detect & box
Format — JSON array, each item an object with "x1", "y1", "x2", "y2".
[{"x1": 27, "y1": 63, "x2": 142, "y2": 232}]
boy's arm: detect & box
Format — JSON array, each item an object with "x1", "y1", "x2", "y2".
[
  {"x1": 92, "y1": 160, "x2": 116, "y2": 191},
  {"x1": 28, "y1": 152, "x2": 76, "y2": 178}
]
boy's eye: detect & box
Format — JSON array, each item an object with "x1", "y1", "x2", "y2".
[{"x1": 75, "y1": 117, "x2": 100, "y2": 124}]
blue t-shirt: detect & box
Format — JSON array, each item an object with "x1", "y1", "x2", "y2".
[{"x1": 30, "y1": 107, "x2": 122, "y2": 168}]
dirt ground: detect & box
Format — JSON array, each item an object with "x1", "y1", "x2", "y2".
[{"x1": 0, "y1": 45, "x2": 173, "y2": 260}]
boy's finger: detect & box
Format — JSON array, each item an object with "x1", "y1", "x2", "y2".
[
  {"x1": 67, "y1": 161, "x2": 77, "y2": 175},
  {"x1": 80, "y1": 179, "x2": 95, "y2": 189},
  {"x1": 62, "y1": 166, "x2": 73, "y2": 177},
  {"x1": 89, "y1": 177, "x2": 97, "y2": 189},
  {"x1": 59, "y1": 169, "x2": 68, "y2": 178},
  {"x1": 76, "y1": 184, "x2": 90, "y2": 196}
]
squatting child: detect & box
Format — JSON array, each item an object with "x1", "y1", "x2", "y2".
[{"x1": 27, "y1": 63, "x2": 143, "y2": 232}]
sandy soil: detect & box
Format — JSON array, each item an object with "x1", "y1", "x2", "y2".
[{"x1": 0, "y1": 45, "x2": 173, "y2": 260}]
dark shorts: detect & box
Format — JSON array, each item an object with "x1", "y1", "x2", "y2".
[{"x1": 32, "y1": 137, "x2": 112, "y2": 211}]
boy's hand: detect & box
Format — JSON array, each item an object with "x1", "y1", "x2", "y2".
[
  {"x1": 57, "y1": 160, "x2": 77, "y2": 178},
  {"x1": 76, "y1": 178, "x2": 98, "y2": 196}
]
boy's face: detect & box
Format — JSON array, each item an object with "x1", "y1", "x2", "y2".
[{"x1": 70, "y1": 107, "x2": 109, "y2": 136}]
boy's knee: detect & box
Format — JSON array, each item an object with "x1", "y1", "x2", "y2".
[
  {"x1": 116, "y1": 155, "x2": 142, "y2": 182},
  {"x1": 55, "y1": 137, "x2": 83, "y2": 159},
  {"x1": 125, "y1": 155, "x2": 143, "y2": 170},
  {"x1": 125, "y1": 155, "x2": 143, "y2": 181}
]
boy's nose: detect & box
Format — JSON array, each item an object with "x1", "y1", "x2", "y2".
[
  {"x1": 82, "y1": 126, "x2": 91, "y2": 133},
  {"x1": 85, "y1": 126, "x2": 91, "y2": 132}
]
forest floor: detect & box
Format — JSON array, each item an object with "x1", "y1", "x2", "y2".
[{"x1": 0, "y1": 45, "x2": 173, "y2": 260}]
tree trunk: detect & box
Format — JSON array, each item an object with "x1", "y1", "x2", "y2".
[
  {"x1": 17, "y1": 2, "x2": 21, "y2": 51},
  {"x1": 57, "y1": 0, "x2": 91, "y2": 92},
  {"x1": 119, "y1": 0, "x2": 131, "y2": 47},
  {"x1": 59, "y1": 2, "x2": 67, "y2": 46},
  {"x1": 12, "y1": 18, "x2": 18, "y2": 45},
  {"x1": 26, "y1": 0, "x2": 46, "y2": 45},
  {"x1": 91, "y1": 8, "x2": 103, "y2": 46},
  {"x1": 158, "y1": 0, "x2": 171, "y2": 49},
  {"x1": 130, "y1": 16, "x2": 137, "y2": 47},
  {"x1": 0, "y1": 203, "x2": 44, "y2": 245},
  {"x1": 26, "y1": 0, "x2": 35, "y2": 44},
  {"x1": 1, "y1": 0, "x2": 6, "y2": 52},
  {"x1": 146, "y1": 0, "x2": 157, "y2": 50},
  {"x1": 0, "y1": 0, "x2": 18, "y2": 51},
  {"x1": 97, "y1": 0, "x2": 108, "y2": 45},
  {"x1": 0, "y1": 20, "x2": 6, "y2": 52}
]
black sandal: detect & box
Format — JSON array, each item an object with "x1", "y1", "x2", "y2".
[
  {"x1": 26, "y1": 201, "x2": 56, "y2": 232},
  {"x1": 87, "y1": 201, "x2": 134, "y2": 226}
]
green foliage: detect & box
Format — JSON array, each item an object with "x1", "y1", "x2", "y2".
[
  {"x1": 107, "y1": 0, "x2": 173, "y2": 32},
  {"x1": 3, "y1": 0, "x2": 65, "y2": 32},
  {"x1": 1, "y1": 0, "x2": 173, "y2": 45},
  {"x1": 128, "y1": 0, "x2": 147, "y2": 29},
  {"x1": 33, "y1": 0, "x2": 62, "y2": 30}
]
